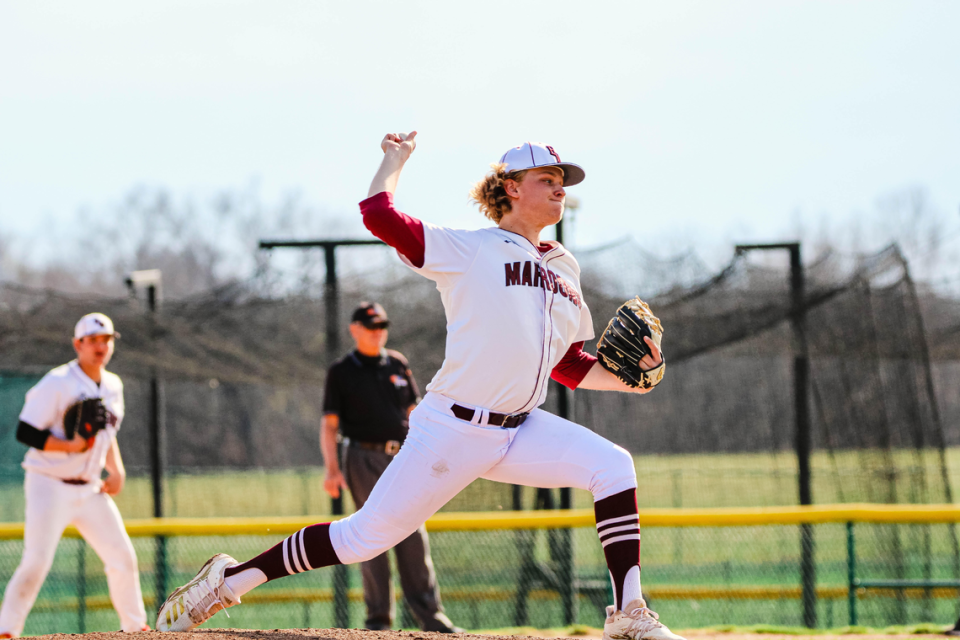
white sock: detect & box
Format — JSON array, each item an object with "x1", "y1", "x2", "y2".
[
  {"x1": 224, "y1": 568, "x2": 267, "y2": 599},
  {"x1": 620, "y1": 565, "x2": 642, "y2": 610}
]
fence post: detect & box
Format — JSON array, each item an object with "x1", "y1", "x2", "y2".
[
  {"x1": 155, "y1": 535, "x2": 168, "y2": 616},
  {"x1": 559, "y1": 485, "x2": 576, "y2": 625},
  {"x1": 77, "y1": 539, "x2": 86, "y2": 634},
  {"x1": 800, "y1": 521, "x2": 816, "y2": 628},
  {"x1": 672, "y1": 470, "x2": 683, "y2": 565},
  {"x1": 922, "y1": 524, "x2": 933, "y2": 622},
  {"x1": 847, "y1": 522, "x2": 857, "y2": 626},
  {"x1": 511, "y1": 485, "x2": 530, "y2": 626},
  {"x1": 514, "y1": 524, "x2": 535, "y2": 627},
  {"x1": 332, "y1": 461, "x2": 350, "y2": 628},
  {"x1": 557, "y1": 382, "x2": 576, "y2": 625}
]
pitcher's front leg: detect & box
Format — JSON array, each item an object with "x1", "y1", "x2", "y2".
[
  {"x1": 481, "y1": 409, "x2": 684, "y2": 640},
  {"x1": 156, "y1": 406, "x2": 505, "y2": 631}
]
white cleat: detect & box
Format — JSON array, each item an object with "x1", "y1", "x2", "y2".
[
  {"x1": 603, "y1": 599, "x2": 686, "y2": 640},
  {"x1": 156, "y1": 553, "x2": 240, "y2": 631}
]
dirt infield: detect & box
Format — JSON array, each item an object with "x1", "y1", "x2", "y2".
[
  {"x1": 685, "y1": 633, "x2": 948, "y2": 640},
  {"x1": 26, "y1": 628, "x2": 953, "y2": 640}
]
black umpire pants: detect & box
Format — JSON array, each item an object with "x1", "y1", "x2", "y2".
[{"x1": 342, "y1": 444, "x2": 455, "y2": 631}]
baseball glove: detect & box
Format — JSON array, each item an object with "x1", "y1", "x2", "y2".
[
  {"x1": 596, "y1": 296, "x2": 666, "y2": 390},
  {"x1": 63, "y1": 398, "x2": 110, "y2": 446}
]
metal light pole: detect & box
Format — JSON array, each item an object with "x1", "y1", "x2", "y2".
[
  {"x1": 735, "y1": 243, "x2": 815, "y2": 628},
  {"x1": 556, "y1": 198, "x2": 577, "y2": 623},
  {"x1": 125, "y1": 269, "x2": 167, "y2": 601}
]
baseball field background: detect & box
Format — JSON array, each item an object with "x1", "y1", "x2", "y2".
[{"x1": 2, "y1": 240, "x2": 960, "y2": 635}]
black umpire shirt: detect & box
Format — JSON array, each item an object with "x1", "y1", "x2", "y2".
[{"x1": 323, "y1": 349, "x2": 421, "y2": 443}]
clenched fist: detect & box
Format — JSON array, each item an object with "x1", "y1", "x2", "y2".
[{"x1": 381, "y1": 131, "x2": 418, "y2": 162}]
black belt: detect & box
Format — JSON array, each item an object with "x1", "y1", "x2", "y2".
[
  {"x1": 348, "y1": 439, "x2": 402, "y2": 455},
  {"x1": 451, "y1": 404, "x2": 529, "y2": 429},
  {"x1": 62, "y1": 478, "x2": 88, "y2": 485}
]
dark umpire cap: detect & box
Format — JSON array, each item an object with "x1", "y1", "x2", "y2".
[{"x1": 351, "y1": 302, "x2": 390, "y2": 329}]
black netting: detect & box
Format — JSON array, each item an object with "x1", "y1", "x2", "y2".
[
  {"x1": 1, "y1": 242, "x2": 958, "y2": 498},
  {"x1": 2, "y1": 241, "x2": 960, "y2": 631}
]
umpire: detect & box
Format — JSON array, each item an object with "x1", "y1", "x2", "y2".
[{"x1": 320, "y1": 302, "x2": 460, "y2": 633}]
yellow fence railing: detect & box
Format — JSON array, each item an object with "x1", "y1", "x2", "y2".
[{"x1": 3, "y1": 503, "x2": 960, "y2": 539}]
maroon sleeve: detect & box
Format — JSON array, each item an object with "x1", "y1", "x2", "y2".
[
  {"x1": 551, "y1": 341, "x2": 598, "y2": 390},
  {"x1": 359, "y1": 191, "x2": 426, "y2": 268}
]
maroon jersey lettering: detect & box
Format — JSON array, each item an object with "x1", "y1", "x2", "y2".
[
  {"x1": 505, "y1": 262, "x2": 522, "y2": 286},
  {"x1": 503, "y1": 261, "x2": 581, "y2": 308}
]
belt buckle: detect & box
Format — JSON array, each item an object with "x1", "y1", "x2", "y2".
[
  {"x1": 385, "y1": 440, "x2": 401, "y2": 455},
  {"x1": 501, "y1": 411, "x2": 529, "y2": 429}
]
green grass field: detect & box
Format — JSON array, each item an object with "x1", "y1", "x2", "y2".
[{"x1": 3, "y1": 447, "x2": 957, "y2": 521}]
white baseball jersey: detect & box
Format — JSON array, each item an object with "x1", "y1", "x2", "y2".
[
  {"x1": 19, "y1": 360, "x2": 123, "y2": 483},
  {"x1": 407, "y1": 223, "x2": 594, "y2": 414}
]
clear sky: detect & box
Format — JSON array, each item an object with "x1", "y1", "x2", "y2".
[{"x1": 2, "y1": 1, "x2": 958, "y2": 257}]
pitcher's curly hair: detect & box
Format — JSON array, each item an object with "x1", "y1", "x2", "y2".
[{"x1": 469, "y1": 163, "x2": 528, "y2": 223}]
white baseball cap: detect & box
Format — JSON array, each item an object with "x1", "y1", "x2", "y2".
[
  {"x1": 74, "y1": 313, "x2": 120, "y2": 340},
  {"x1": 498, "y1": 142, "x2": 585, "y2": 186}
]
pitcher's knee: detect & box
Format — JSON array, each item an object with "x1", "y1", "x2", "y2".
[
  {"x1": 6, "y1": 560, "x2": 51, "y2": 597},
  {"x1": 591, "y1": 444, "x2": 637, "y2": 500},
  {"x1": 331, "y1": 512, "x2": 414, "y2": 565}
]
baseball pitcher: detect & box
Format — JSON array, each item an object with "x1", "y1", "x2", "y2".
[{"x1": 156, "y1": 135, "x2": 680, "y2": 640}]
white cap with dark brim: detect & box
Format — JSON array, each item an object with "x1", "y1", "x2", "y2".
[
  {"x1": 74, "y1": 313, "x2": 120, "y2": 340},
  {"x1": 498, "y1": 142, "x2": 585, "y2": 186}
]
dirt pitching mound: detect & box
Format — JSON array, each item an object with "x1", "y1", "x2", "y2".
[
  {"x1": 685, "y1": 633, "x2": 949, "y2": 640},
  {"x1": 25, "y1": 628, "x2": 954, "y2": 640},
  {"x1": 29, "y1": 631, "x2": 557, "y2": 640}
]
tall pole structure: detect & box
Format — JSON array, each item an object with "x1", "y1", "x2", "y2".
[
  {"x1": 125, "y1": 269, "x2": 167, "y2": 602},
  {"x1": 259, "y1": 238, "x2": 382, "y2": 629},
  {"x1": 555, "y1": 198, "x2": 578, "y2": 476},
  {"x1": 555, "y1": 204, "x2": 576, "y2": 623},
  {"x1": 735, "y1": 242, "x2": 815, "y2": 627}
]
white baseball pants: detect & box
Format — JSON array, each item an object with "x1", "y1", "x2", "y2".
[
  {"x1": 331, "y1": 391, "x2": 637, "y2": 564},
  {"x1": 0, "y1": 472, "x2": 147, "y2": 636}
]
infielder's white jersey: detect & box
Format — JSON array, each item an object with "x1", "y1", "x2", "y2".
[
  {"x1": 19, "y1": 360, "x2": 123, "y2": 483},
  {"x1": 407, "y1": 223, "x2": 594, "y2": 414}
]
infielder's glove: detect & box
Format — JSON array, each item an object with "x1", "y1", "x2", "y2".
[
  {"x1": 63, "y1": 398, "x2": 110, "y2": 446},
  {"x1": 596, "y1": 296, "x2": 666, "y2": 390}
]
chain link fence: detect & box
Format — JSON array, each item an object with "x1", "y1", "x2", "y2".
[{"x1": 3, "y1": 512, "x2": 960, "y2": 635}]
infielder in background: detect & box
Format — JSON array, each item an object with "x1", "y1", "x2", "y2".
[
  {"x1": 0, "y1": 313, "x2": 148, "y2": 638},
  {"x1": 321, "y1": 302, "x2": 460, "y2": 633},
  {"x1": 157, "y1": 133, "x2": 682, "y2": 640}
]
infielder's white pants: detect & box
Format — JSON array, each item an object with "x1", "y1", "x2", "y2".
[
  {"x1": 331, "y1": 392, "x2": 637, "y2": 564},
  {"x1": 0, "y1": 472, "x2": 147, "y2": 636}
]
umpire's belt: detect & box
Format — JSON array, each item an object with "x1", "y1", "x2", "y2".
[
  {"x1": 451, "y1": 404, "x2": 528, "y2": 429},
  {"x1": 348, "y1": 439, "x2": 402, "y2": 456}
]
